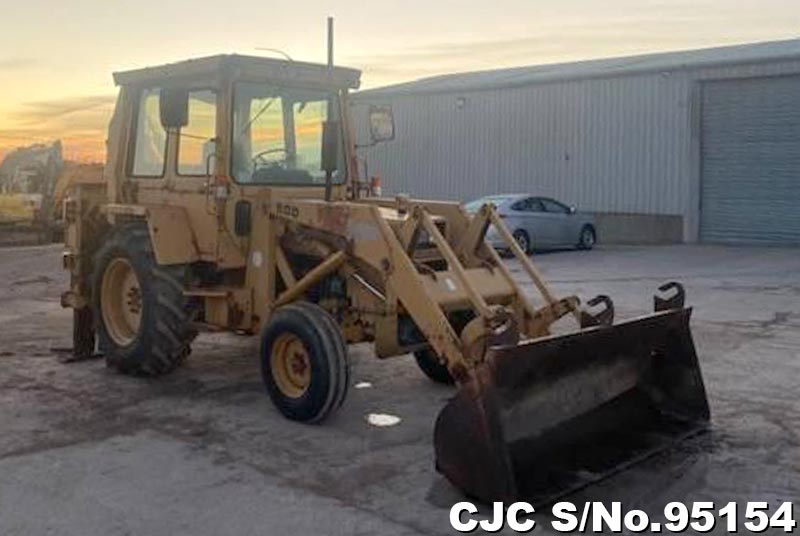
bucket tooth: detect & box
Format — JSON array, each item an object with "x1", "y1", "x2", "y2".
[
  {"x1": 655, "y1": 282, "x2": 686, "y2": 311},
  {"x1": 579, "y1": 295, "x2": 614, "y2": 328}
]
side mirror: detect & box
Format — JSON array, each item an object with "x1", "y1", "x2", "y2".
[
  {"x1": 569, "y1": 205, "x2": 577, "y2": 214},
  {"x1": 159, "y1": 88, "x2": 189, "y2": 129},
  {"x1": 369, "y1": 105, "x2": 395, "y2": 143},
  {"x1": 321, "y1": 120, "x2": 340, "y2": 174}
]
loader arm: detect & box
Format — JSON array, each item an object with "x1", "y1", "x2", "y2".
[
  {"x1": 268, "y1": 198, "x2": 473, "y2": 380},
  {"x1": 269, "y1": 197, "x2": 581, "y2": 380}
]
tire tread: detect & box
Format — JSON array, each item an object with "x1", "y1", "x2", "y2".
[
  {"x1": 92, "y1": 223, "x2": 196, "y2": 376},
  {"x1": 261, "y1": 302, "x2": 349, "y2": 423}
]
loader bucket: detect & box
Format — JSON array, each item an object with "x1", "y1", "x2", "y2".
[{"x1": 434, "y1": 307, "x2": 709, "y2": 503}]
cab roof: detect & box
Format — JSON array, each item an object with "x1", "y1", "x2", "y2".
[{"x1": 112, "y1": 54, "x2": 361, "y2": 89}]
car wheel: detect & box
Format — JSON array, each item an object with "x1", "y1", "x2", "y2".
[
  {"x1": 578, "y1": 225, "x2": 596, "y2": 250},
  {"x1": 512, "y1": 229, "x2": 532, "y2": 255}
]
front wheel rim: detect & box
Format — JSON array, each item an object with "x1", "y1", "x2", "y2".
[
  {"x1": 100, "y1": 257, "x2": 142, "y2": 346},
  {"x1": 515, "y1": 233, "x2": 528, "y2": 252},
  {"x1": 582, "y1": 229, "x2": 595, "y2": 246},
  {"x1": 270, "y1": 332, "x2": 312, "y2": 398}
]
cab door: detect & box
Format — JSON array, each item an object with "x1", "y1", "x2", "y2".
[
  {"x1": 126, "y1": 86, "x2": 231, "y2": 264},
  {"x1": 170, "y1": 88, "x2": 221, "y2": 258}
]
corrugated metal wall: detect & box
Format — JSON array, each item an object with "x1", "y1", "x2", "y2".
[
  {"x1": 357, "y1": 74, "x2": 690, "y2": 214},
  {"x1": 354, "y1": 58, "x2": 800, "y2": 242}
]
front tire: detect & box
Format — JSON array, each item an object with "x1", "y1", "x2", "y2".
[
  {"x1": 260, "y1": 302, "x2": 349, "y2": 423},
  {"x1": 92, "y1": 224, "x2": 196, "y2": 376}
]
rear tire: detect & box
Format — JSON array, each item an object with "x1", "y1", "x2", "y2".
[
  {"x1": 260, "y1": 302, "x2": 349, "y2": 423},
  {"x1": 413, "y1": 349, "x2": 454, "y2": 385},
  {"x1": 512, "y1": 229, "x2": 532, "y2": 255},
  {"x1": 578, "y1": 225, "x2": 596, "y2": 250},
  {"x1": 91, "y1": 224, "x2": 196, "y2": 376}
]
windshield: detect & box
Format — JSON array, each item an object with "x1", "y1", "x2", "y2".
[
  {"x1": 464, "y1": 195, "x2": 517, "y2": 212},
  {"x1": 232, "y1": 83, "x2": 344, "y2": 185}
]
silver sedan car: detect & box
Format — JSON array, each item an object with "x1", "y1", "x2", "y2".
[{"x1": 465, "y1": 194, "x2": 597, "y2": 253}]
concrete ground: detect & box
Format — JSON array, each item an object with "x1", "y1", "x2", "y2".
[{"x1": 0, "y1": 244, "x2": 798, "y2": 535}]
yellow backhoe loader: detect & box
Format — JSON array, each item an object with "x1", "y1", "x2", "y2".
[{"x1": 61, "y1": 52, "x2": 709, "y2": 502}]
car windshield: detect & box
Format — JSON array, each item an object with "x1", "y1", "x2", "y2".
[
  {"x1": 231, "y1": 83, "x2": 344, "y2": 185},
  {"x1": 464, "y1": 195, "x2": 517, "y2": 212}
]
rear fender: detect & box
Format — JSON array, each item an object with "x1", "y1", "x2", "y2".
[{"x1": 105, "y1": 204, "x2": 199, "y2": 266}]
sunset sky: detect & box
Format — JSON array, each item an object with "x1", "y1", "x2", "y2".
[{"x1": 1, "y1": 0, "x2": 799, "y2": 163}]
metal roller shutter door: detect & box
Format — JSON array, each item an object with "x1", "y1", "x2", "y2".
[{"x1": 700, "y1": 76, "x2": 800, "y2": 244}]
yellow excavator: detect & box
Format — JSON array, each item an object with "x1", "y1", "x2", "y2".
[
  {"x1": 0, "y1": 142, "x2": 103, "y2": 244},
  {"x1": 0, "y1": 142, "x2": 63, "y2": 243},
  {"x1": 60, "y1": 47, "x2": 709, "y2": 501}
]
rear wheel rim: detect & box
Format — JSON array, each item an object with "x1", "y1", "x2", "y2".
[
  {"x1": 101, "y1": 257, "x2": 142, "y2": 346},
  {"x1": 515, "y1": 232, "x2": 528, "y2": 252},
  {"x1": 582, "y1": 228, "x2": 595, "y2": 247},
  {"x1": 271, "y1": 332, "x2": 311, "y2": 398}
]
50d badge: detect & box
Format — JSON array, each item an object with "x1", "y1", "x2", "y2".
[{"x1": 275, "y1": 203, "x2": 299, "y2": 219}]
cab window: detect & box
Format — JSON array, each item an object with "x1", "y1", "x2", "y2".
[
  {"x1": 177, "y1": 90, "x2": 217, "y2": 175},
  {"x1": 231, "y1": 82, "x2": 343, "y2": 185},
  {"x1": 130, "y1": 87, "x2": 167, "y2": 177}
]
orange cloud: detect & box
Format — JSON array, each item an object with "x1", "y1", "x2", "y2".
[{"x1": 0, "y1": 94, "x2": 113, "y2": 164}]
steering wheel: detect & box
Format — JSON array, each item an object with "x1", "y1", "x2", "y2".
[{"x1": 252, "y1": 147, "x2": 289, "y2": 170}]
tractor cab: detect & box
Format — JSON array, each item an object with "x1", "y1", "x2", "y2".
[
  {"x1": 99, "y1": 55, "x2": 365, "y2": 272},
  {"x1": 108, "y1": 55, "x2": 362, "y2": 206}
]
